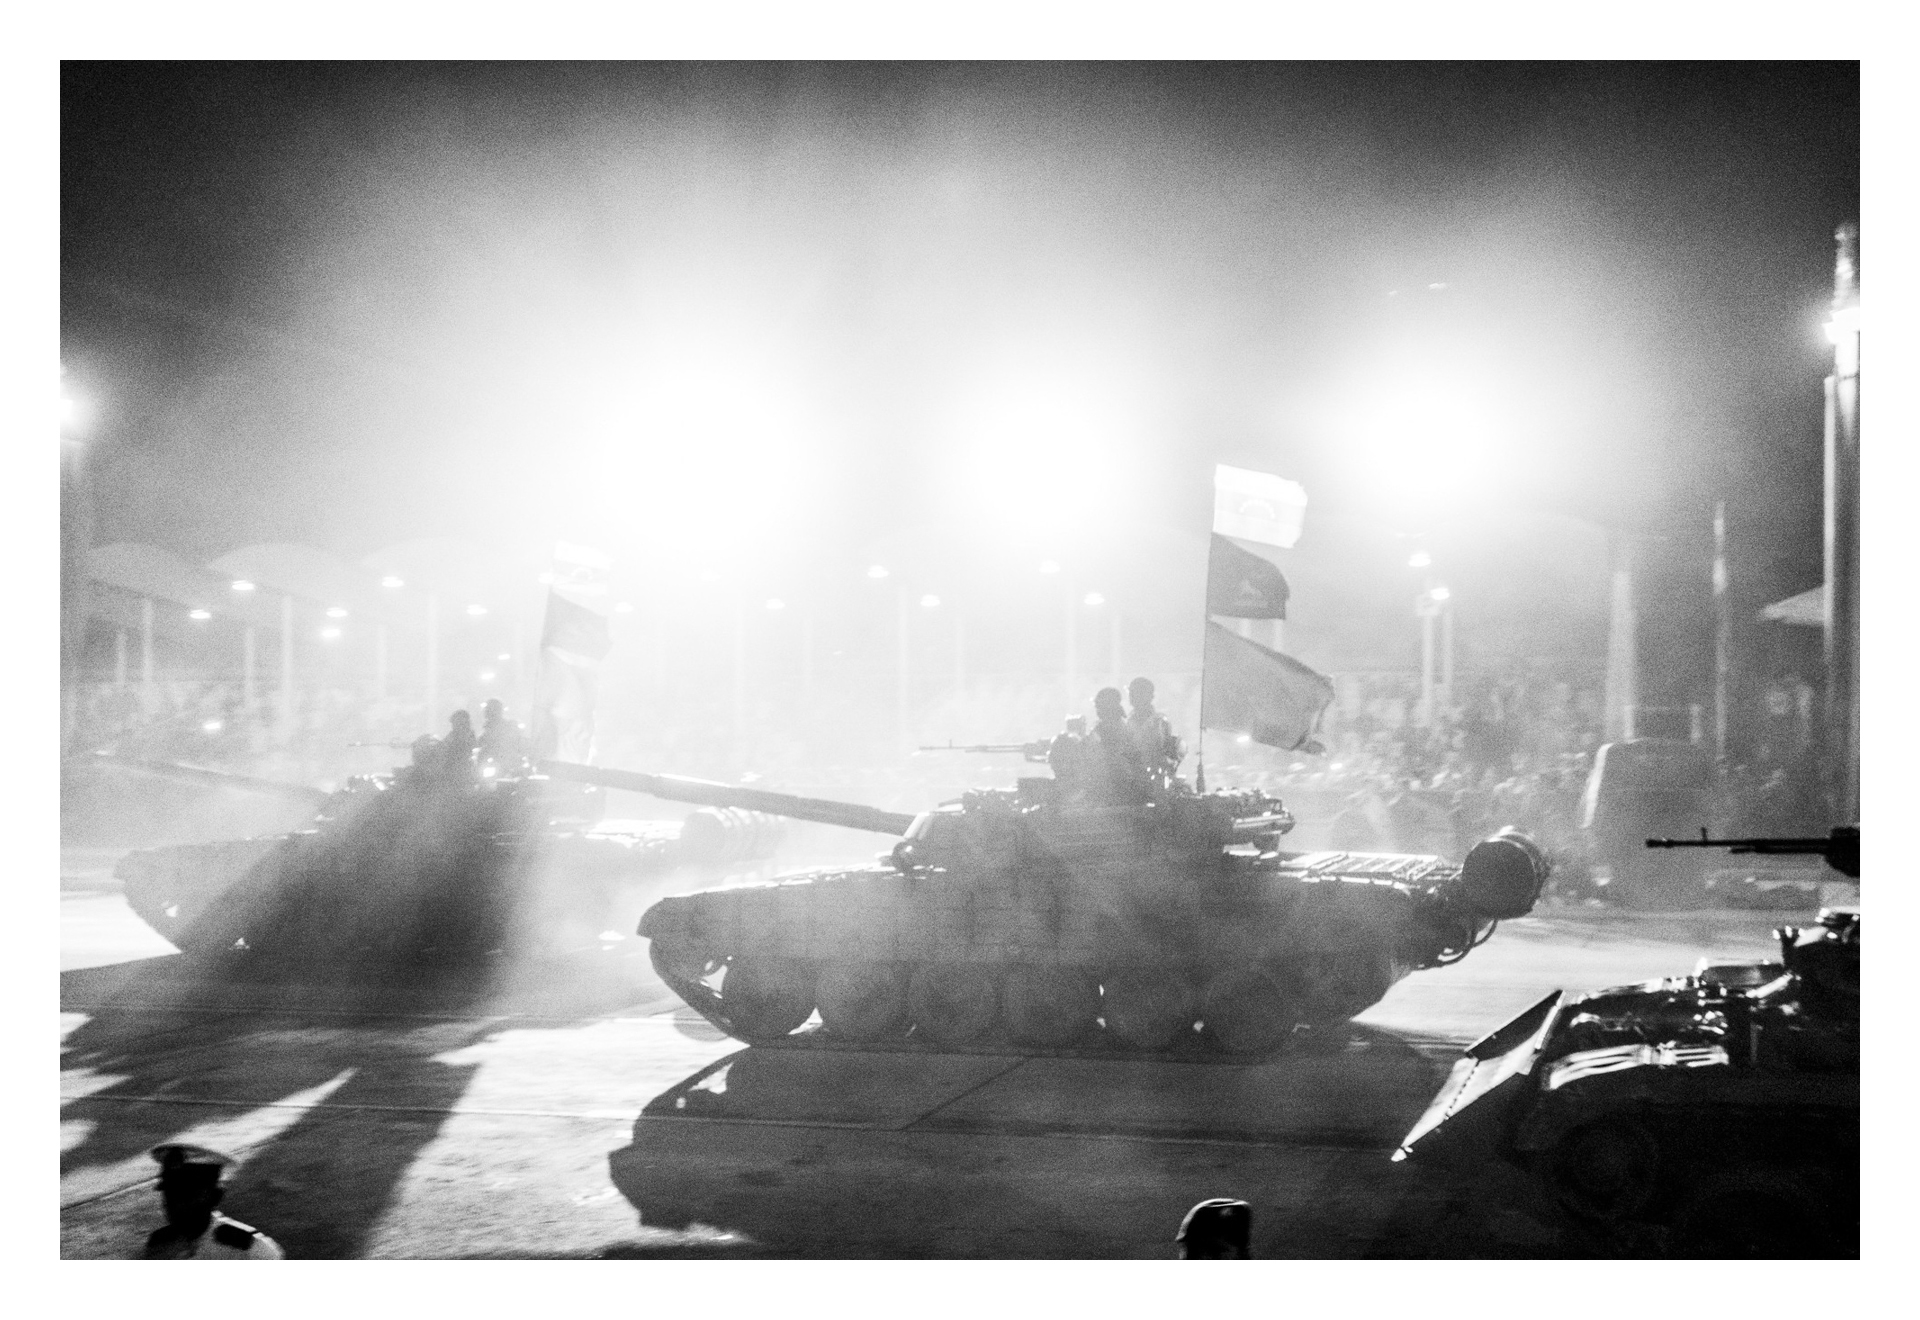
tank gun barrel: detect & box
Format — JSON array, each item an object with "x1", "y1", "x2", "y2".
[
  {"x1": 541, "y1": 760, "x2": 916, "y2": 837},
  {"x1": 917, "y1": 740, "x2": 1051, "y2": 762},
  {"x1": 71, "y1": 752, "x2": 331, "y2": 811},
  {"x1": 1646, "y1": 825, "x2": 1858, "y2": 879}
]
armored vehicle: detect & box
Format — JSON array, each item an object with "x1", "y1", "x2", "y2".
[
  {"x1": 107, "y1": 753, "x2": 781, "y2": 967},
  {"x1": 549, "y1": 761, "x2": 1551, "y2": 1054},
  {"x1": 1395, "y1": 827, "x2": 1859, "y2": 1257}
]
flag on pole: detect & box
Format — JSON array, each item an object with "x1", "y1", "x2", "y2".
[
  {"x1": 1200, "y1": 622, "x2": 1334, "y2": 752},
  {"x1": 1206, "y1": 534, "x2": 1290, "y2": 619},
  {"x1": 1213, "y1": 464, "x2": 1307, "y2": 549},
  {"x1": 537, "y1": 542, "x2": 613, "y2": 763}
]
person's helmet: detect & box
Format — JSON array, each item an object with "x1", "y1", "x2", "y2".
[
  {"x1": 1128, "y1": 676, "x2": 1156, "y2": 704},
  {"x1": 482, "y1": 698, "x2": 504, "y2": 719},
  {"x1": 1176, "y1": 1198, "x2": 1251, "y2": 1258}
]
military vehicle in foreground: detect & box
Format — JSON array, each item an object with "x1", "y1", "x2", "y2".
[
  {"x1": 547, "y1": 760, "x2": 1552, "y2": 1055},
  {"x1": 1395, "y1": 827, "x2": 1859, "y2": 1257},
  {"x1": 105, "y1": 752, "x2": 780, "y2": 968}
]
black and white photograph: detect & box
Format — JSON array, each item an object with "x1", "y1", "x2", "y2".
[{"x1": 54, "y1": 52, "x2": 1869, "y2": 1268}]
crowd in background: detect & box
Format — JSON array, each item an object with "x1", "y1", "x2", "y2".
[{"x1": 68, "y1": 658, "x2": 1828, "y2": 900}]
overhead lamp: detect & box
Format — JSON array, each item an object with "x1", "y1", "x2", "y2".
[
  {"x1": 1408, "y1": 551, "x2": 1432, "y2": 569},
  {"x1": 766, "y1": 598, "x2": 786, "y2": 611},
  {"x1": 920, "y1": 594, "x2": 940, "y2": 609},
  {"x1": 188, "y1": 608, "x2": 212, "y2": 621},
  {"x1": 1038, "y1": 560, "x2": 1061, "y2": 575},
  {"x1": 1083, "y1": 592, "x2": 1106, "y2": 607},
  {"x1": 465, "y1": 604, "x2": 488, "y2": 617},
  {"x1": 320, "y1": 626, "x2": 342, "y2": 641},
  {"x1": 867, "y1": 565, "x2": 890, "y2": 580},
  {"x1": 325, "y1": 606, "x2": 348, "y2": 619},
  {"x1": 230, "y1": 580, "x2": 256, "y2": 593},
  {"x1": 380, "y1": 575, "x2": 405, "y2": 589}
]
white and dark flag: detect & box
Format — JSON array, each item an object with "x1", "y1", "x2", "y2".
[
  {"x1": 1200, "y1": 622, "x2": 1334, "y2": 752},
  {"x1": 537, "y1": 541, "x2": 613, "y2": 763}
]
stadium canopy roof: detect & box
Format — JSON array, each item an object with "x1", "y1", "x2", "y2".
[
  {"x1": 87, "y1": 542, "x2": 281, "y2": 632},
  {"x1": 1760, "y1": 585, "x2": 1823, "y2": 627}
]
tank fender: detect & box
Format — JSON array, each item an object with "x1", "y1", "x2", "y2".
[{"x1": 1393, "y1": 990, "x2": 1563, "y2": 1167}]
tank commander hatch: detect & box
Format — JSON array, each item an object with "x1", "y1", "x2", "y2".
[{"x1": 140, "y1": 1144, "x2": 284, "y2": 1260}]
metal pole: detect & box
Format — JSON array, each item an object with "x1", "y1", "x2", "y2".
[
  {"x1": 896, "y1": 586, "x2": 910, "y2": 756},
  {"x1": 278, "y1": 594, "x2": 294, "y2": 743},
  {"x1": 1419, "y1": 602, "x2": 1435, "y2": 728},
  {"x1": 1440, "y1": 602, "x2": 1455, "y2": 714},
  {"x1": 732, "y1": 600, "x2": 747, "y2": 763},
  {"x1": 140, "y1": 596, "x2": 155, "y2": 714},
  {"x1": 114, "y1": 629, "x2": 127, "y2": 689},
  {"x1": 426, "y1": 592, "x2": 439, "y2": 731},
  {"x1": 953, "y1": 606, "x2": 965, "y2": 704},
  {"x1": 1823, "y1": 222, "x2": 1860, "y2": 821},
  {"x1": 374, "y1": 624, "x2": 387, "y2": 702},
  {"x1": 801, "y1": 610, "x2": 816, "y2": 707},
  {"x1": 1064, "y1": 590, "x2": 1078, "y2": 711},
  {"x1": 242, "y1": 626, "x2": 257, "y2": 715},
  {"x1": 1109, "y1": 605, "x2": 1122, "y2": 684},
  {"x1": 1603, "y1": 533, "x2": 1638, "y2": 744},
  {"x1": 1713, "y1": 500, "x2": 1730, "y2": 763}
]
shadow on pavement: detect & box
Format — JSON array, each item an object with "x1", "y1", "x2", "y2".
[
  {"x1": 601, "y1": 1023, "x2": 1462, "y2": 1258},
  {"x1": 61, "y1": 949, "x2": 658, "y2": 1258}
]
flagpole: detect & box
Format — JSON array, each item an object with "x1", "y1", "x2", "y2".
[{"x1": 1196, "y1": 611, "x2": 1208, "y2": 793}]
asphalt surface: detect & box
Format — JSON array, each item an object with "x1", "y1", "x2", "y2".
[{"x1": 60, "y1": 853, "x2": 1829, "y2": 1259}]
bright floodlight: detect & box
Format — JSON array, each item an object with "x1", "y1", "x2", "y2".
[
  {"x1": 188, "y1": 608, "x2": 212, "y2": 621},
  {"x1": 766, "y1": 598, "x2": 786, "y2": 611},
  {"x1": 1408, "y1": 551, "x2": 1432, "y2": 569},
  {"x1": 614, "y1": 602, "x2": 634, "y2": 614},
  {"x1": 201, "y1": 719, "x2": 223, "y2": 734},
  {"x1": 920, "y1": 594, "x2": 940, "y2": 609},
  {"x1": 381, "y1": 575, "x2": 404, "y2": 589},
  {"x1": 466, "y1": 604, "x2": 487, "y2": 617},
  {"x1": 230, "y1": 580, "x2": 256, "y2": 593},
  {"x1": 867, "y1": 565, "x2": 890, "y2": 580},
  {"x1": 1038, "y1": 560, "x2": 1061, "y2": 575},
  {"x1": 1083, "y1": 592, "x2": 1106, "y2": 607},
  {"x1": 325, "y1": 606, "x2": 348, "y2": 619},
  {"x1": 496, "y1": 652, "x2": 512, "y2": 661},
  {"x1": 1430, "y1": 585, "x2": 1451, "y2": 602},
  {"x1": 320, "y1": 626, "x2": 342, "y2": 641},
  {"x1": 479, "y1": 669, "x2": 497, "y2": 682},
  {"x1": 1823, "y1": 307, "x2": 1860, "y2": 344}
]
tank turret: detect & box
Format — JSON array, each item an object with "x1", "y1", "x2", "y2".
[{"x1": 545, "y1": 759, "x2": 1551, "y2": 1055}]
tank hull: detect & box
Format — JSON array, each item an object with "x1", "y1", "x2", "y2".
[{"x1": 640, "y1": 841, "x2": 1521, "y2": 1052}]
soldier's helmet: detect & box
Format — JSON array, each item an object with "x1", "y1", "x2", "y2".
[
  {"x1": 482, "y1": 698, "x2": 505, "y2": 720},
  {"x1": 1176, "y1": 1198, "x2": 1251, "y2": 1258},
  {"x1": 1094, "y1": 687, "x2": 1125, "y2": 720},
  {"x1": 1128, "y1": 676, "x2": 1156, "y2": 705}
]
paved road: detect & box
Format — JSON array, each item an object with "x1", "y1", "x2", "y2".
[{"x1": 61, "y1": 863, "x2": 1812, "y2": 1258}]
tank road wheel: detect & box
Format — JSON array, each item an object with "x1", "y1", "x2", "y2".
[
  {"x1": 816, "y1": 962, "x2": 911, "y2": 1042},
  {"x1": 907, "y1": 963, "x2": 1000, "y2": 1047},
  {"x1": 720, "y1": 957, "x2": 817, "y2": 1042},
  {"x1": 1295, "y1": 947, "x2": 1397, "y2": 1026},
  {"x1": 1004, "y1": 966, "x2": 1100, "y2": 1047},
  {"x1": 1544, "y1": 1119, "x2": 1661, "y2": 1223},
  {"x1": 1201, "y1": 968, "x2": 1301, "y2": 1056},
  {"x1": 1100, "y1": 970, "x2": 1200, "y2": 1051},
  {"x1": 1668, "y1": 1164, "x2": 1834, "y2": 1258}
]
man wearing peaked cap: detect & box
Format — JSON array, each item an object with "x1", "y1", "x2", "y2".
[
  {"x1": 1176, "y1": 1197, "x2": 1252, "y2": 1259},
  {"x1": 140, "y1": 1144, "x2": 285, "y2": 1260}
]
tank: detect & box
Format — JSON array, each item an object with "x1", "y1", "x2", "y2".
[
  {"x1": 549, "y1": 761, "x2": 1552, "y2": 1055},
  {"x1": 1394, "y1": 827, "x2": 1859, "y2": 1257},
  {"x1": 107, "y1": 753, "x2": 784, "y2": 967}
]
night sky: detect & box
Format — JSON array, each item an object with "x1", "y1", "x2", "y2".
[{"x1": 61, "y1": 61, "x2": 1858, "y2": 662}]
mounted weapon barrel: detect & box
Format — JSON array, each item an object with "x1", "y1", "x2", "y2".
[{"x1": 541, "y1": 760, "x2": 917, "y2": 837}]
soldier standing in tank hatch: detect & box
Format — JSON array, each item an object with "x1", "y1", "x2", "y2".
[
  {"x1": 1126, "y1": 676, "x2": 1183, "y2": 783},
  {"x1": 1047, "y1": 714, "x2": 1090, "y2": 803},
  {"x1": 476, "y1": 697, "x2": 527, "y2": 772},
  {"x1": 1090, "y1": 687, "x2": 1151, "y2": 805},
  {"x1": 438, "y1": 709, "x2": 477, "y2": 778},
  {"x1": 140, "y1": 1144, "x2": 285, "y2": 1259}
]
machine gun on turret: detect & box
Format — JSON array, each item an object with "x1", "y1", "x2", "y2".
[
  {"x1": 917, "y1": 740, "x2": 1052, "y2": 763},
  {"x1": 1646, "y1": 824, "x2": 1859, "y2": 880}
]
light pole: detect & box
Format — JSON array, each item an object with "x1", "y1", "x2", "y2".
[{"x1": 1822, "y1": 222, "x2": 1860, "y2": 820}]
